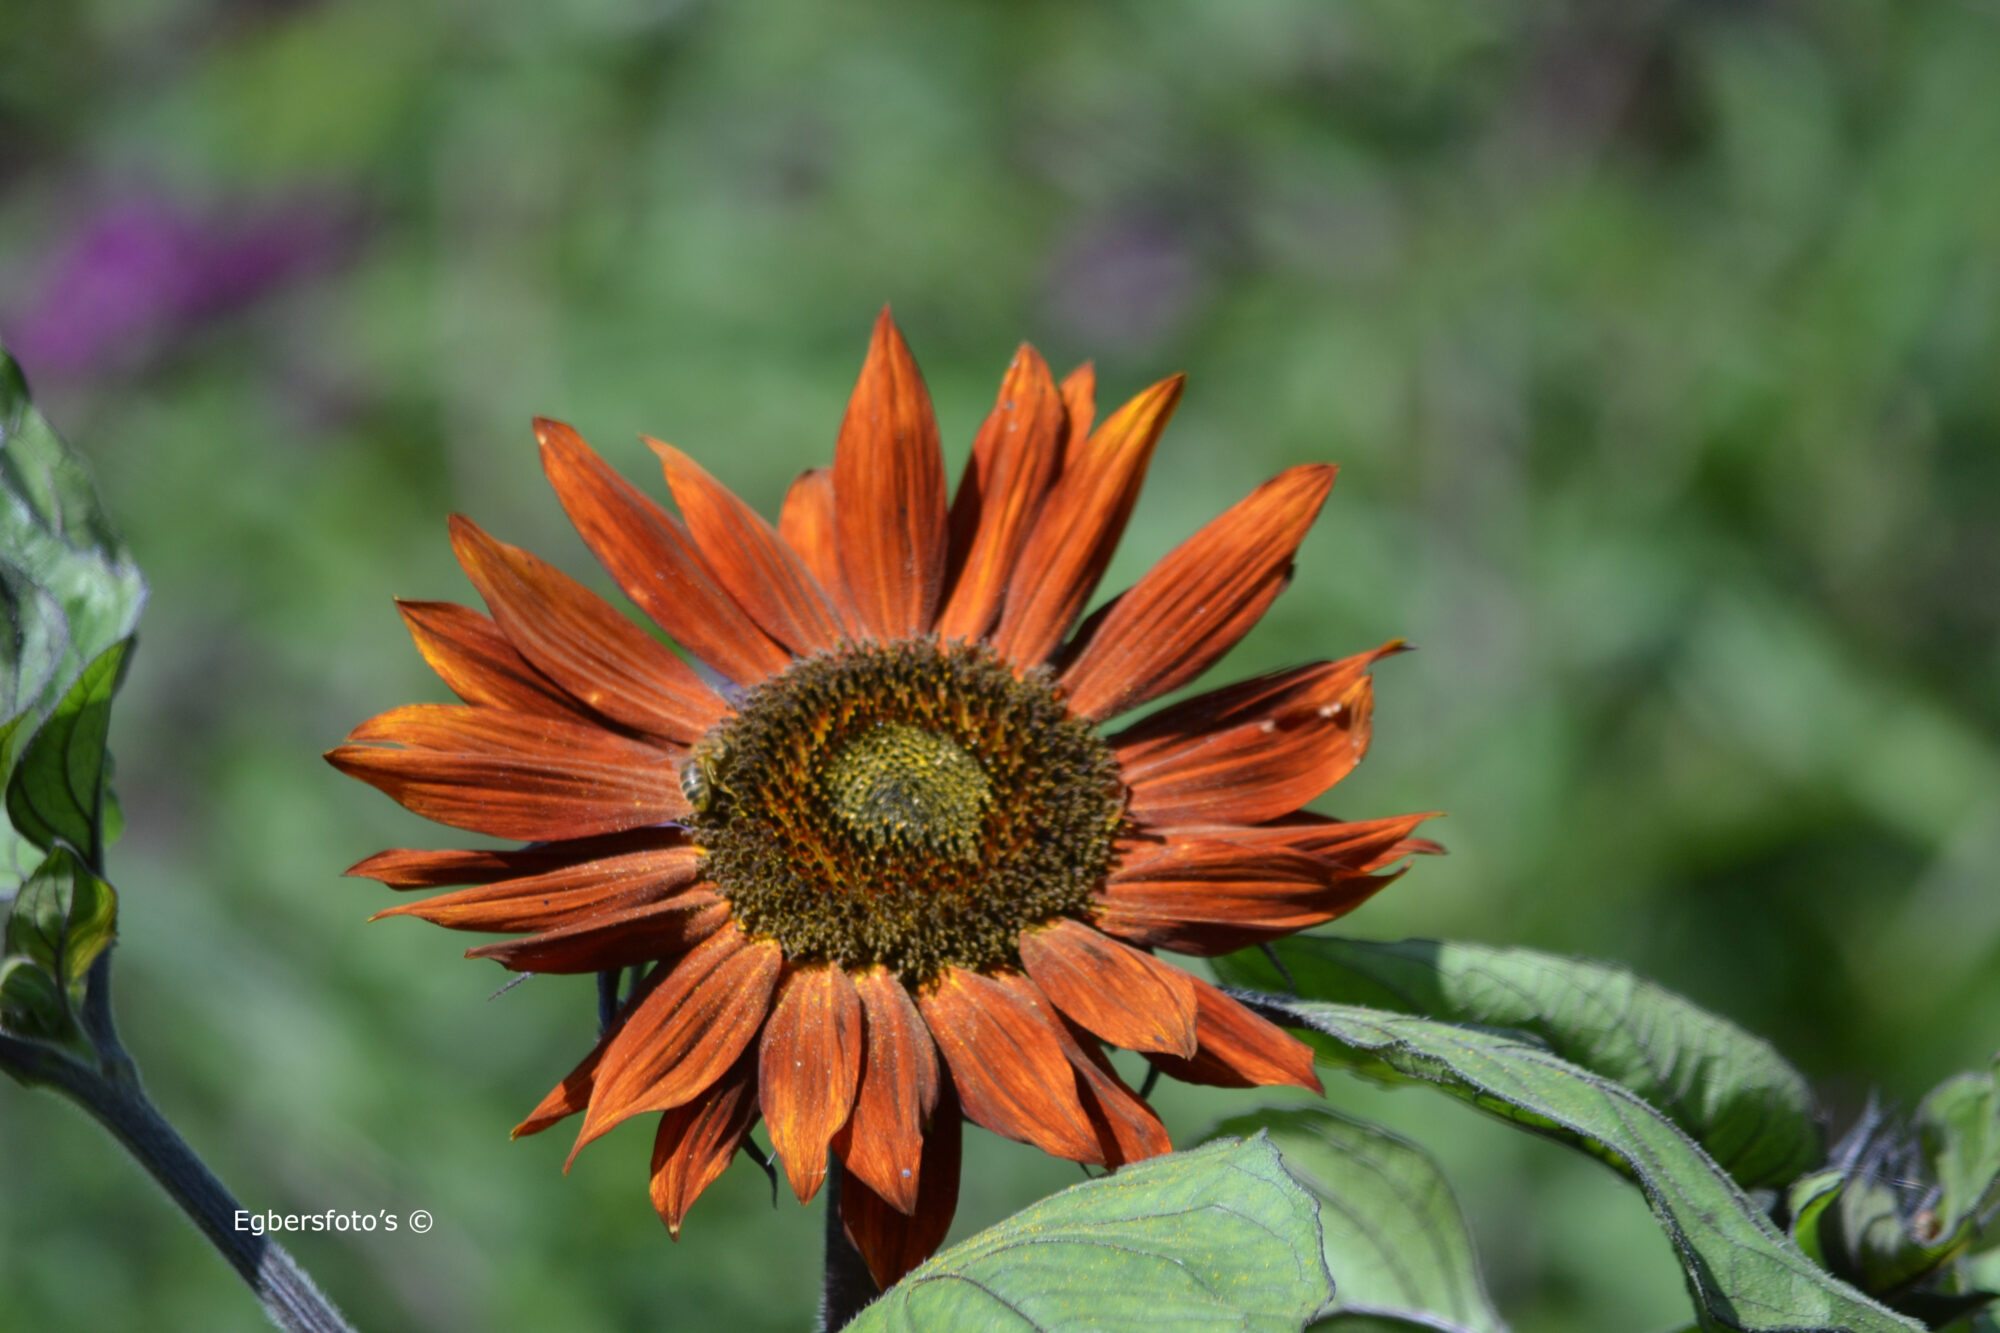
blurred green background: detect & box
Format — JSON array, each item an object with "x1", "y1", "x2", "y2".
[{"x1": 2, "y1": 1, "x2": 1997, "y2": 1329}]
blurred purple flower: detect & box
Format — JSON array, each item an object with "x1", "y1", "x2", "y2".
[
  {"x1": 1045, "y1": 212, "x2": 1205, "y2": 354},
  {"x1": 5, "y1": 189, "x2": 358, "y2": 378}
]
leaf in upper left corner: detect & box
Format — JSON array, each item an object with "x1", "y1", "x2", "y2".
[
  {"x1": 0, "y1": 347, "x2": 146, "y2": 884},
  {"x1": 0, "y1": 349, "x2": 145, "y2": 688}
]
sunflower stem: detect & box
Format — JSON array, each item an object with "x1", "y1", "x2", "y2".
[
  {"x1": 819, "y1": 1158, "x2": 878, "y2": 1331},
  {"x1": 1, "y1": 960, "x2": 356, "y2": 1333}
]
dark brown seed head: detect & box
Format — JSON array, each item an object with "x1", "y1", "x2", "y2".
[{"x1": 687, "y1": 639, "x2": 1124, "y2": 983}]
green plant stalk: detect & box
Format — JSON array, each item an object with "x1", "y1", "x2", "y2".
[
  {"x1": 0, "y1": 953, "x2": 355, "y2": 1333},
  {"x1": 819, "y1": 1157, "x2": 879, "y2": 1331}
]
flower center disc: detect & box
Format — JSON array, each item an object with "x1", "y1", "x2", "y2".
[
  {"x1": 686, "y1": 639, "x2": 1123, "y2": 982},
  {"x1": 826, "y1": 724, "x2": 991, "y2": 863}
]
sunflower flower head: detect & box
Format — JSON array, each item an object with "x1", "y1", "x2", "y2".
[{"x1": 329, "y1": 309, "x2": 1437, "y2": 1291}]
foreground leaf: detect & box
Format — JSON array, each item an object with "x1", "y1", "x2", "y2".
[
  {"x1": 850, "y1": 1135, "x2": 1332, "y2": 1333},
  {"x1": 1218, "y1": 937, "x2": 1822, "y2": 1189},
  {"x1": 1212, "y1": 1106, "x2": 1506, "y2": 1333},
  {"x1": 1240, "y1": 995, "x2": 1921, "y2": 1333}
]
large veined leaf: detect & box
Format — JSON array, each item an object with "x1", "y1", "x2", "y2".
[
  {"x1": 849, "y1": 1135, "x2": 1333, "y2": 1333},
  {"x1": 0, "y1": 349, "x2": 145, "y2": 886},
  {"x1": 1217, "y1": 937, "x2": 1821, "y2": 1189},
  {"x1": 1211, "y1": 1106, "x2": 1507, "y2": 1333},
  {"x1": 1237, "y1": 995, "x2": 1922, "y2": 1333}
]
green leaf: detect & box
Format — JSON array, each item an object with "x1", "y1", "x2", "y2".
[
  {"x1": 0, "y1": 350, "x2": 145, "y2": 688},
  {"x1": 1210, "y1": 1106, "x2": 1506, "y2": 1333},
  {"x1": 849, "y1": 1135, "x2": 1333, "y2": 1333},
  {"x1": 1918, "y1": 1062, "x2": 2000, "y2": 1252},
  {"x1": 3, "y1": 844, "x2": 116, "y2": 986},
  {"x1": 1958, "y1": 1252, "x2": 2000, "y2": 1331},
  {"x1": 0, "y1": 845, "x2": 116, "y2": 1041},
  {"x1": 1820, "y1": 1171, "x2": 1954, "y2": 1297},
  {"x1": 0, "y1": 954, "x2": 67, "y2": 1041},
  {"x1": 0, "y1": 561, "x2": 66, "y2": 733},
  {"x1": 1239, "y1": 995, "x2": 1923, "y2": 1333},
  {"x1": 5, "y1": 641, "x2": 130, "y2": 863},
  {"x1": 1312, "y1": 1312, "x2": 1504, "y2": 1320},
  {"x1": 1217, "y1": 937, "x2": 1822, "y2": 1189},
  {"x1": 1788, "y1": 1170, "x2": 1847, "y2": 1267},
  {"x1": 0, "y1": 347, "x2": 145, "y2": 887}
]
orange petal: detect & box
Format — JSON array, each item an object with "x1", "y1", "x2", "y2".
[
  {"x1": 1051, "y1": 1017, "x2": 1172, "y2": 1168},
  {"x1": 1061, "y1": 465, "x2": 1336, "y2": 721},
  {"x1": 649, "y1": 439, "x2": 852, "y2": 654},
  {"x1": 327, "y1": 705, "x2": 685, "y2": 840},
  {"x1": 1113, "y1": 645, "x2": 1402, "y2": 826},
  {"x1": 373, "y1": 844, "x2": 703, "y2": 931},
  {"x1": 535, "y1": 417, "x2": 792, "y2": 685},
  {"x1": 465, "y1": 889, "x2": 728, "y2": 974},
  {"x1": 516, "y1": 1045, "x2": 606, "y2": 1140},
  {"x1": 777, "y1": 468, "x2": 850, "y2": 613},
  {"x1": 346, "y1": 829, "x2": 687, "y2": 889},
  {"x1": 758, "y1": 963, "x2": 864, "y2": 1203},
  {"x1": 514, "y1": 964, "x2": 673, "y2": 1138},
  {"x1": 569, "y1": 924, "x2": 782, "y2": 1162},
  {"x1": 449, "y1": 516, "x2": 728, "y2": 744},
  {"x1": 1059, "y1": 362, "x2": 1096, "y2": 447},
  {"x1": 396, "y1": 600, "x2": 581, "y2": 720},
  {"x1": 935, "y1": 345, "x2": 1065, "y2": 643},
  {"x1": 1164, "y1": 812, "x2": 1442, "y2": 872},
  {"x1": 1143, "y1": 976, "x2": 1321, "y2": 1094},
  {"x1": 835, "y1": 966, "x2": 940, "y2": 1214},
  {"x1": 989, "y1": 375, "x2": 1184, "y2": 669},
  {"x1": 1112, "y1": 642, "x2": 1400, "y2": 765},
  {"x1": 650, "y1": 1049, "x2": 761, "y2": 1238},
  {"x1": 840, "y1": 1085, "x2": 961, "y2": 1291},
  {"x1": 1017, "y1": 917, "x2": 1197, "y2": 1058},
  {"x1": 916, "y1": 968, "x2": 1101, "y2": 1164},
  {"x1": 833, "y1": 308, "x2": 948, "y2": 639},
  {"x1": 1094, "y1": 839, "x2": 1396, "y2": 956}
]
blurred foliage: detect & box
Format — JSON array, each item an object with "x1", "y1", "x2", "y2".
[{"x1": 0, "y1": 0, "x2": 1995, "y2": 1329}]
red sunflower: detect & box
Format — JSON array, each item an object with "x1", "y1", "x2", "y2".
[{"x1": 329, "y1": 310, "x2": 1435, "y2": 1292}]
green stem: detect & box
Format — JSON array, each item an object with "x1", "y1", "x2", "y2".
[
  {"x1": 1, "y1": 960, "x2": 354, "y2": 1333},
  {"x1": 819, "y1": 1158, "x2": 879, "y2": 1331}
]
